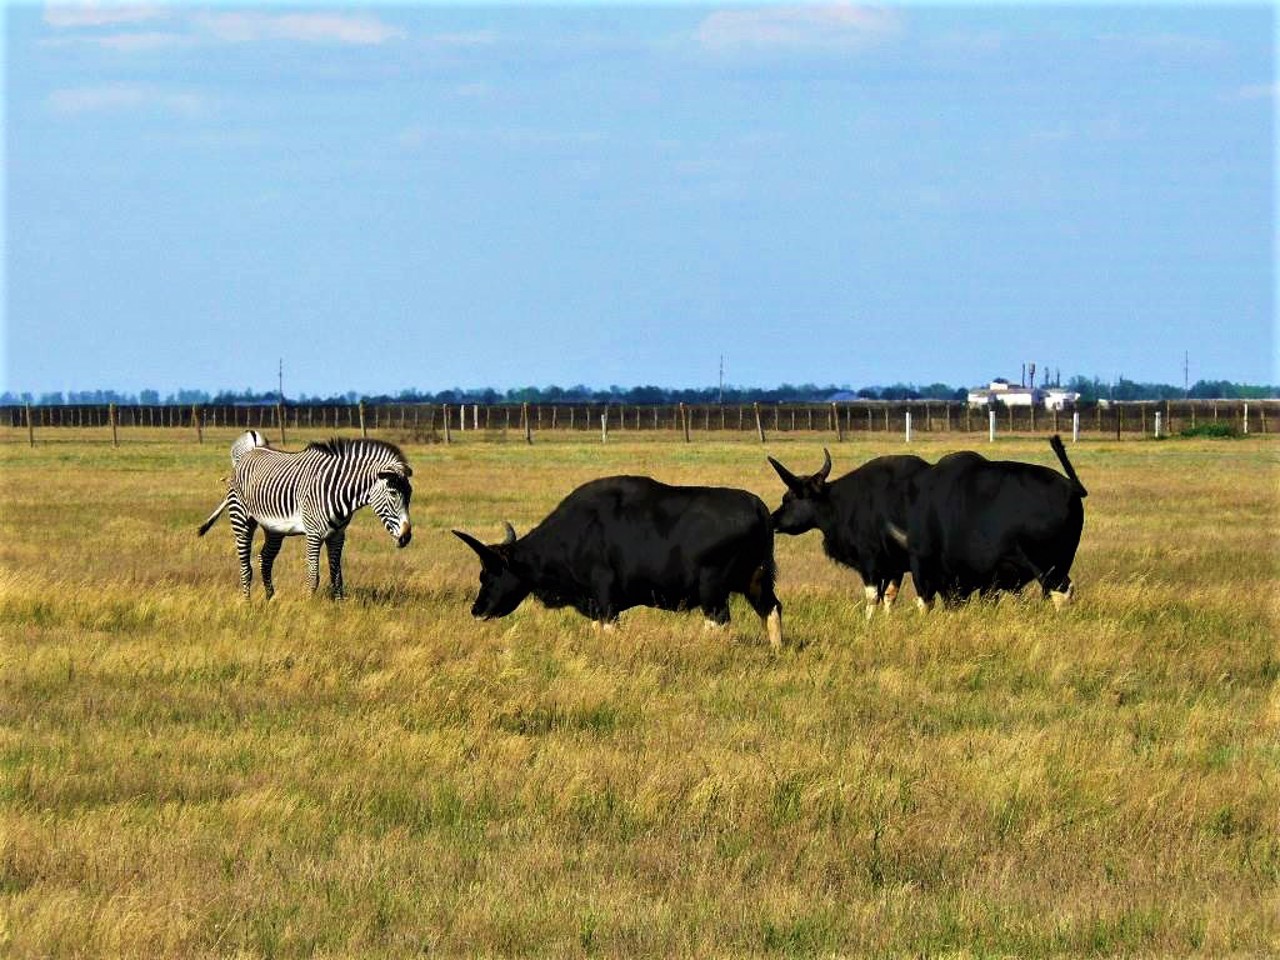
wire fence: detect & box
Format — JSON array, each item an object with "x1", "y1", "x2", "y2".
[{"x1": 3, "y1": 399, "x2": 1274, "y2": 446}]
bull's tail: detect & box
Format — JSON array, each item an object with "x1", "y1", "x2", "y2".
[
  {"x1": 197, "y1": 496, "x2": 229, "y2": 537},
  {"x1": 1049, "y1": 434, "x2": 1088, "y2": 498}
]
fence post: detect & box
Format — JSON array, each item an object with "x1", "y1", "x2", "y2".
[
  {"x1": 195, "y1": 404, "x2": 203, "y2": 444},
  {"x1": 601, "y1": 410, "x2": 608, "y2": 444},
  {"x1": 443, "y1": 404, "x2": 452, "y2": 444},
  {"x1": 1243, "y1": 403, "x2": 1250, "y2": 435},
  {"x1": 753, "y1": 402, "x2": 766, "y2": 443},
  {"x1": 277, "y1": 403, "x2": 287, "y2": 445},
  {"x1": 988, "y1": 408, "x2": 996, "y2": 443},
  {"x1": 109, "y1": 403, "x2": 118, "y2": 447},
  {"x1": 25, "y1": 403, "x2": 34, "y2": 447},
  {"x1": 1154, "y1": 411, "x2": 1162, "y2": 439},
  {"x1": 357, "y1": 401, "x2": 367, "y2": 438},
  {"x1": 1072, "y1": 411, "x2": 1080, "y2": 443},
  {"x1": 905, "y1": 410, "x2": 913, "y2": 443},
  {"x1": 524, "y1": 403, "x2": 533, "y2": 444}
]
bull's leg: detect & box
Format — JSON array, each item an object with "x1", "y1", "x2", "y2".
[
  {"x1": 910, "y1": 559, "x2": 939, "y2": 612},
  {"x1": 304, "y1": 533, "x2": 324, "y2": 595},
  {"x1": 589, "y1": 569, "x2": 618, "y2": 627},
  {"x1": 700, "y1": 570, "x2": 732, "y2": 629},
  {"x1": 259, "y1": 531, "x2": 284, "y2": 601},
  {"x1": 863, "y1": 584, "x2": 881, "y2": 620},
  {"x1": 744, "y1": 565, "x2": 783, "y2": 649},
  {"x1": 1049, "y1": 579, "x2": 1075, "y2": 610},
  {"x1": 765, "y1": 606, "x2": 783, "y2": 649},
  {"x1": 325, "y1": 529, "x2": 347, "y2": 600},
  {"x1": 881, "y1": 579, "x2": 900, "y2": 611},
  {"x1": 232, "y1": 516, "x2": 258, "y2": 601}
]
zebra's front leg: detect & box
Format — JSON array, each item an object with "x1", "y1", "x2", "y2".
[
  {"x1": 233, "y1": 517, "x2": 258, "y2": 601},
  {"x1": 325, "y1": 529, "x2": 346, "y2": 600},
  {"x1": 259, "y1": 531, "x2": 285, "y2": 601},
  {"x1": 305, "y1": 533, "x2": 325, "y2": 596}
]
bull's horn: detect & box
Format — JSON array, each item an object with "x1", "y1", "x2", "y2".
[
  {"x1": 501, "y1": 521, "x2": 518, "y2": 545},
  {"x1": 817, "y1": 448, "x2": 833, "y2": 481},
  {"x1": 452, "y1": 529, "x2": 504, "y2": 573},
  {"x1": 767, "y1": 456, "x2": 803, "y2": 493}
]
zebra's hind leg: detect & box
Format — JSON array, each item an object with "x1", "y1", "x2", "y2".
[
  {"x1": 325, "y1": 529, "x2": 347, "y2": 600},
  {"x1": 259, "y1": 532, "x2": 285, "y2": 601},
  {"x1": 233, "y1": 516, "x2": 258, "y2": 601}
]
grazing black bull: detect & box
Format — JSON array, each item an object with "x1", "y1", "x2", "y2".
[
  {"x1": 897, "y1": 435, "x2": 1087, "y2": 608},
  {"x1": 768, "y1": 448, "x2": 930, "y2": 617},
  {"x1": 453, "y1": 476, "x2": 784, "y2": 646}
]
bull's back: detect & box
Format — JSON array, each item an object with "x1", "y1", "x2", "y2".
[
  {"x1": 537, "y1": 476, "x2": 771, "y2": 578},
  {"x1": 913, "y1": 455, "x2": 1082, "y2": 568}
]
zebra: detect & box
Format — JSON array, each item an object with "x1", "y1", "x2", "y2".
[{"x1": 198, "y1": 433, "x2": 414, "y2": 600}]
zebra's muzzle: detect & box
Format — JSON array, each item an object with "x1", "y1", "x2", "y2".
[{"x1": 397, "y1": 524, "x2": 412, "y2": 548}]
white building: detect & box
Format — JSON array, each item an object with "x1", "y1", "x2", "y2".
[
  {"x1": 1041, "y1": 388, "x2": 1080, "y2": 411},
  {"x1": 967, "y1": 379, "x2": 1080, "y2": 409}
]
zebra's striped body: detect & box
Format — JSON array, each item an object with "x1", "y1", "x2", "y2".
[{"x1": 199, "y1": 433, "x2": 413, "y2": 599}]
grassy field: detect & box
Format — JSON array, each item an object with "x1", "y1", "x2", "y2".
[{"x1": 1, "y1": 430, "x2": 1276, "y2": 957}]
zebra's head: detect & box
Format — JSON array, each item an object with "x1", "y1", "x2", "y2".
[{"x1": 368, "y1": 463, "x2": 414, "y2": 548}]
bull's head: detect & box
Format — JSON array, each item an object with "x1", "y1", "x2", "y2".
[
  {"x1": 767, "y1": 448, "x2": 832, "y2": 535},
  {"x1": 369, "y1": 465, "x2": 414, "y2": 548},
  {"x1": 452, "y1": 523, "x2": 528, "y2": 619}
]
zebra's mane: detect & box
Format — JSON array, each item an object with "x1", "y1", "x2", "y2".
[{"x1": 306, "y1": 437, "x2": 409, "y2": 465}]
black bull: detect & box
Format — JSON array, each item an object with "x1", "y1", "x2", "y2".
[
  {"x1": 769, "y1": 437, "x2": 1087, "y2": 610},
  {"x1": 768, "y1": 448, "x2": 929, "y2": 617},
  {"x1": 453, "y1": 475, "x2": 784, "y2": 646},
  {"x1": 898, "y1": 435, "x2": 1088, "y2": 608}
]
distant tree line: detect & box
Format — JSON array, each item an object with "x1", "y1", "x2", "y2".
[{"x1": 3, "y1": 378, "x2": 1277, "y2": 407}]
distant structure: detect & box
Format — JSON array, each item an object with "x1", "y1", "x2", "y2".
[{"x1": 967, "y1": 377, "x2": 1079, "y2": 410}]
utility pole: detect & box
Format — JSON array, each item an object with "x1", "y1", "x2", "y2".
[
  {"x1": 718, "y1": 355, "x2": 724, "y2": 405},
  {"x1": 1183, "y1": 351, "x2": 1190, "y2": 398},
  {"x1": 278, "y1": 358, "x2": 284, "y2": 404}
]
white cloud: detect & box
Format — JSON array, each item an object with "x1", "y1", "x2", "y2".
[
  {"x1": 1234, "y1": 83, "x2": 1277, "y2": 101},
  {"x1": 48, "y1": 84, "x2": 205, "y2": 117},
  {"x1": 192, "y1": 12, "x2": 406, "y2": 46},
  {"x1": 69, "y1": 30, "x2": 192, "y2": 52},
  {"x1": 698, "y1": 4, "x2": 902, "y2": 53},
  {"x1": 44, "y1": 3, "x2": 168, "y2": 29}
]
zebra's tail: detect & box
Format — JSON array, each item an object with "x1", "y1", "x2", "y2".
[{"x1": 197, "y1": 496, "x2": 229, "y2": 537}]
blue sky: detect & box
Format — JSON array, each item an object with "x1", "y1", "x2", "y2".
[{"x1": 4, "y1": 3, "x2": 1275, "y2": 397}]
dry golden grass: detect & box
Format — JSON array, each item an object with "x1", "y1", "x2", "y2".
[{"x1": 1, "y1": 429, "x2": 1276, "y2": 957}]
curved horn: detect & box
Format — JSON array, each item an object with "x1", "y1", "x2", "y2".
[
  {"x1": 817, "y1": 448, "x2": 833, "y2": 481},
  {"x1": 452, "y1": 529, "x2": 504, "y2": 573},
  {"x1": 501, "y1": 521, "x2": 517, "y2": 545},
  {"x1": 767, "y1": 455, "x2": 803, "y2": 493}
]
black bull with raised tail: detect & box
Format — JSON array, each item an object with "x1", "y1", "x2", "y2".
[{"x1": 895, "y1": 434, "x2": 1088, "y2": 608}]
